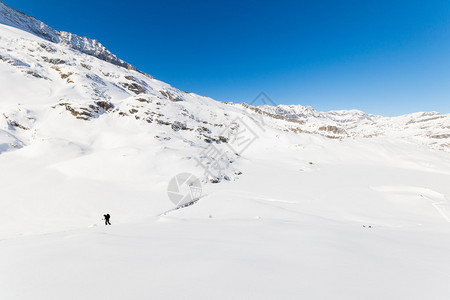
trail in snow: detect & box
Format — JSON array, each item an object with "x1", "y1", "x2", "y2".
[
  {"x1": 422, "y1": 194, "x2": 450, "y2": 223},
  {"x1": 371, "y1": 185, "x2": 450, "y2": 223}
]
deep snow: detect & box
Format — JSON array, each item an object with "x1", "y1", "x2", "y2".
[
  {"x1": 1, "y1": 129, "x2": 450, "y2": 300},
  {"x1": 1, "y1": 3, "x2": 450, "y2": 299}
]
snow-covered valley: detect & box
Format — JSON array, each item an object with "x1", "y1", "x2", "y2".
[{"x1": 1, "y1": 1, "x2": 450, "y2": 299}]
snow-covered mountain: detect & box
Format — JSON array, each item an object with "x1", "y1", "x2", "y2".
[
  {"x1": 0, "y1": 1, "x2": 136, "y2": 70},
  {"x1": 1, "y1": 2, "x2": 450, "y2": 300},
  {"x1": 254, "y1": 104, "x2": 450, "y2": 151},
  {"x1": 1, "y1": 0, "x2": 449, "y2": 160},
  {"x1": 0, "y1": 1, "x2": 243, "y2": 175}
]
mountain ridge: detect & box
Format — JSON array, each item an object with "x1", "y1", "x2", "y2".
[
  {"x1": 251, "y1": 103, "x2": 450, "y2": 151},
  {"x1": 0, "y1": 0, "x2": 138, "y2": 71},
  {"x1": 0, "y1": 1, "x2": 449, "y2": 155}
]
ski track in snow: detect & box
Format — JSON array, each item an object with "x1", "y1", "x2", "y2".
[
  {"x1": 371, "y1": 185, "x2": 450, "y2": 223},
  {"x1": 426, "y1": 194, "x2": 450, "y2": 223}
]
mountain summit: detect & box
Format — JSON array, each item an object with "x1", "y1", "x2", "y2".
[{"x1": 0, "y1": 0, "x2": 136, "y2": 70}]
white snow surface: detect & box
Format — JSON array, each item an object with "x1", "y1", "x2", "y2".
[{"x1": 1, "y1": 4, "x2": 450, "y2": 300}]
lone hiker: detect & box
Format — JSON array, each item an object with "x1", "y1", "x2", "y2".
[{"x1": 104, "y1": 214, "x2": 111, "y2": 225}]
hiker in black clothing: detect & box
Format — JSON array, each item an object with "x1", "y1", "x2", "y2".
[{"x1": 104, "y1": 214, "x2": 111, "y2": 225}]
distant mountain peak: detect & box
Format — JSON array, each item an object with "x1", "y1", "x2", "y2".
[{"x1": 0, "y1": 0, "x2": 137, "y2": 71}]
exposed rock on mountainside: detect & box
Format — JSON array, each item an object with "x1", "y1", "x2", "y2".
[
  {"x1": 254, "y1": 104, "x2": 450, "y2": 152},
  {"x1": 0, "y1": 0, "x2": 449, "y2": 168}
]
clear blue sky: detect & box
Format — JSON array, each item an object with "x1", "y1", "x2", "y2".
[{"x1": 7, "y1": 0, "x2": 450, "y2": 115}]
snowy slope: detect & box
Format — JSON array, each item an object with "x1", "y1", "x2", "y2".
[
  {"x1": 0, "y1": 18, "x2": 271, "y2": 235},
  {"x1": 1, "y1": 2, "x2": 450, "y2": 300},
  {"x1": 1, "y1": 132, "x2": 450, "y2": 300}
]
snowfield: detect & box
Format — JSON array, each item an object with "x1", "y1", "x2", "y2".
[
  {"x1": 1, "y1": 135, "x2": 450, "y2": 300},
  {"x1": 1, "y1": 1, "x2": 450, "y2": 299}
]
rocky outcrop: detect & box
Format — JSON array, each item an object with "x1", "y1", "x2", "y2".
[{"x1": 318, "y1": 125, "x2": 347, "y2": 135}]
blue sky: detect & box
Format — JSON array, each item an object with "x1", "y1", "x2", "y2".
[{"x1": 7, "y1": 0, "x2": 450, "y2": 115}]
